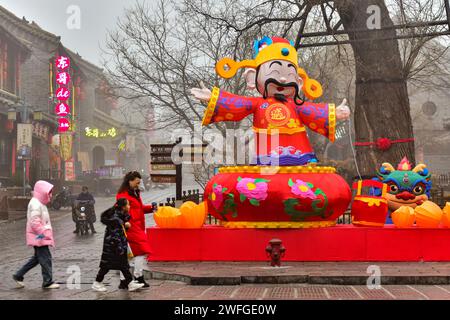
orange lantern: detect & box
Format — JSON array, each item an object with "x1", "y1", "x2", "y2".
[
  {"x1": 414, "y1": 201, "x2": 443, "y2": 228},
  {"x1": 180, "y1": 201, "x2": 197, "y2": 215},
  {"x1": 441, "y1": 202, "x2": 450, "y2": 228},
  {"x1": 391, "y1": 206, "x2": 415, "y2": 228},
  {"x1": 179, "y1": 201, "x2": 207, "y2": 228},
  {"x1": 154, "y1": 206, "x2": 182, "y2": 228}
]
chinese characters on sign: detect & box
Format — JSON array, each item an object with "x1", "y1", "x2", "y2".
[
  {"x1": 55, "y1": 56, "x2": 72, "y2": 133},
  {"x1": 56, "y1": 56, "x2": 70, "y2": 71},
  {"x1": 56, "y1": 72, "x2": 70, "y2": 85},
  {"x1": 55, "y1": 103, "x2": 70, "y2": 116},
  {"x1": 84, "y1": 127, "x2": 117, "y2": 138},
  {"x1": 58, "y1": 118, "x2": 70, "y2": 133}
]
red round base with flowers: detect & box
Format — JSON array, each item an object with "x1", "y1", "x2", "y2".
[{"x1": 204, "y1": 166, "x2": 352, "y2": 227}]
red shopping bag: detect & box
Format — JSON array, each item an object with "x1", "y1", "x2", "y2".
[{"x1": 351, "y1": 180, "x2": 388, "y2": 227}]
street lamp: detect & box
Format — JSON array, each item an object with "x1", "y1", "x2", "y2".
[
  {"x1": 16, "y1": 100, "x2": 32, "y2": 124},
  {"x1": 7, "y1": 107, "x2": 17, "y2": 121}
]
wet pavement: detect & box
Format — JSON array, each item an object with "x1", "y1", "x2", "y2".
[{"x1": 1, "y1": 190, "x2": 450, "y2": 300}]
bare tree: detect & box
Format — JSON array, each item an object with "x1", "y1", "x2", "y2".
[{"x1": 103, "y1": 0, "x2": 268, "y2": 186}]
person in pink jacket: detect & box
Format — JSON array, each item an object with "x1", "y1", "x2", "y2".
[{"x1": 12, "y1": 180, "x2": 60, "y2": 289}]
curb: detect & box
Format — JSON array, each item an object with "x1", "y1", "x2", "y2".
[{"x1": 143, "y1": 270, "x2": 450, "y2": 286}]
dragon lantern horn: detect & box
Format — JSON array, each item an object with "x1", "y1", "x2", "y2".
[
  {"x1": 412, "y1": 163, "x2": 427, "y2": 173},
  {"x1": 397, "y1": 157, "x2": 412, "y2": 171},
  {"x1": 381, "y1": 162, "x2": 395, "y2": 173}
]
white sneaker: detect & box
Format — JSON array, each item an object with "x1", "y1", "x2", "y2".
[
  {"x1": 12, "y1": 275, "x2": 24, "y2": 288},
  {"x1": 128, "y1": 280, "x2": 145, "y2": 292},
  {"x1": 92, "y1": 281, "x2": 107, "y2": 292},
  {"x1": 43, "y1": 283, "x2": 60, "y2": 289}
]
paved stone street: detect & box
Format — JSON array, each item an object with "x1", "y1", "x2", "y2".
[{"x1": 1, "y1": 189, "x2": 450, "y2": 300}]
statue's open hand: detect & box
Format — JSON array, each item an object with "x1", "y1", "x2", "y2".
[
  {"x1": 190, "y1": 81, "x2": 212, "y2": 102},
  {"x1": 336, "y1": 99, "x2": 351, "y2": 121}
]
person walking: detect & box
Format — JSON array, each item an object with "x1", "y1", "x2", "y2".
[
  {"x1": 116, "y1": 171, "x2": 154, "y2": 289},
  {"x1": 92, "y1": 198, "x2": 144, "y2": 292},
  {"x1": 12, "y1": 180, "x2": 59, "y2": 289}
]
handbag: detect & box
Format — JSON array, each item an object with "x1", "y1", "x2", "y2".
[
  {"x1": 122, "y1": 225, "x2": 134, "y2": 260},
  {"x1": 351, "y1": 179, "x2": 388, "y2": 227}
]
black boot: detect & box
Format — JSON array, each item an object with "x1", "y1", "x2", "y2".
[
  {"x1": 135, "y1": 276, "x2": 149, "y2": 288},
  {"x1": 90, "y1": 224, "x2": 97, "y2": 234},
  {"x1": 118, "y1": 280, "x2": 128, "y2": 289}
]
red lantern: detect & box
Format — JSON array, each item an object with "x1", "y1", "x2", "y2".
[
  {"x1": 351, "y1": 180, "x2": 388, "y2": 227},
  {"x1": 6, "y1": 120, "x2": 14, "y2": 133}
]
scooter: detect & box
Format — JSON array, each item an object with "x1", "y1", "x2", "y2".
[{"x1": 72, "y1": 200, "x2": 95, "y2": 235}]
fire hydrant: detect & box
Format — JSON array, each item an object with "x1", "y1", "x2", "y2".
[{"x1": 265, "y1": 238, "x2": 286, "y2": 267}]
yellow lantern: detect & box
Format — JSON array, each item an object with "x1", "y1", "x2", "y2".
[
  {"x1": 179, "y1": 201, "x2": 207, "y2": 228},
  {"x1": 392, "y1": 206, "x2": 415, "y2": 228},
  {"x1": 154, "y1": 206, "x2": 182, "y2": 228},
  {"x1": 414, "y1": 201, "x2": 443, "y2": 228},
  {"x1": 441, "y1": 202, "x2": 450, "y2": 228}
]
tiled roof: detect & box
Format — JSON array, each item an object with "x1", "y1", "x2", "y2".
[{"x1": 0, "y1": 5, "x2": 60, "y2": 43}]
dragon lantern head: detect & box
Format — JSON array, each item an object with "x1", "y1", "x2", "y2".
[{"x1": 376, "y1": 157, "x2": 432, "y2": 211}]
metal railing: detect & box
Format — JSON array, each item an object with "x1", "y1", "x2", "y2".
[
  {"x1": 38, "y1": 169, "x2": 62, "y2": 180},
  {"x1": 336, "y1": 210, "x2": 352, "y2": 224},
  {"x1": 430, "y1": 173, "x2": 450, "y2": 207}
]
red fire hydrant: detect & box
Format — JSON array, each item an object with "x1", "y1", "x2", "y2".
[{"x1": 265, "y1": 238, "x2": 286, "y2": 267}]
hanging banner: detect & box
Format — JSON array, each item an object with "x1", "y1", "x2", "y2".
[
  {"x1": 17, "y1": 123, "x2": 33, "y2": 160},
  {"x1": 60, "y1": 133, "x2": 73, "y2": 161},
  {"x1": 65, "y1": 159, "x2": 76, "y2": 181}
]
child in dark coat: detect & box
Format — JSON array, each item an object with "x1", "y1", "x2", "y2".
[{"x1": 92, "y1": 198, "x2": 144, "y2": 292}]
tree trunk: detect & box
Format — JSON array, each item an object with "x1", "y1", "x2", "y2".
[{"x1": 335, "y1": 0, "x2": 415, "y2": 176}]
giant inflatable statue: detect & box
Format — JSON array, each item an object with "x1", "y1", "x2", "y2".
[{"x1": 190, "y1": 36, "x2": 353, "y2": 228}]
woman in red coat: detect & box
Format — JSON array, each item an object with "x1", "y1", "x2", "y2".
[{"x1": 116, "y1": 171, "x2": 154, "y2": 288}]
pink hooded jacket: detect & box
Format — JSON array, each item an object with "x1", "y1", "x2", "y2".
[{"x1": 26, "y1": 180, "x2": 55, "y2": 247}]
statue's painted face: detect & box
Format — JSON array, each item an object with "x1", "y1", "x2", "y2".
[{"x1": 253, "y1": 60, "x2": 302, "y2": 99}]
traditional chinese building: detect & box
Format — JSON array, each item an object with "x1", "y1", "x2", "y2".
[
  {"x1": 0, "y1": 5, "x2": 142, "y2": 189},
  {"x1": 0, "y1": 6, "x2": 58, "y2": 187},
  {"x1": 0, "y1": 23, "x2": 31, "y2": 186}
]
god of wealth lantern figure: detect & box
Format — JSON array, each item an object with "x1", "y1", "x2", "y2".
[{"x1": 191, "y1": 36, "x2": 352, "y2": 228}]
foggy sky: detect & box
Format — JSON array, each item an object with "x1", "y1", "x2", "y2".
[{"x1": 0, "y1": 0, "x2": 153, "y2": 66}]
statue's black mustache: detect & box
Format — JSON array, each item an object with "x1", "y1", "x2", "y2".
[
  {"x1": 263, "y1": 78, "x2": 304, "y2": 105},
  {"x1": 263, "y1": 79, "x2": 298, "y2": 98}
]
